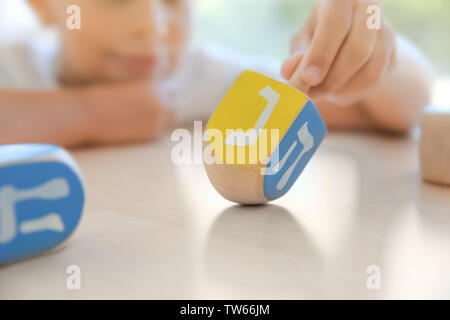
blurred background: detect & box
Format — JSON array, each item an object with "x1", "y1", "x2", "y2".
[{"x1": 0, "y1": 0, "x2": 449, "y2": 106}]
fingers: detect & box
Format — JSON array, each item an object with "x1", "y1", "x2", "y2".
[
  {"x1": 288, "y1": 51, "x2": 310, "y2": 93},
  {"x1": 297, "y1": 0, "x2": 353, "y2": 87},
  {"x1": 309, "y1": 0, "x2": 379, "y2": 99},
  {"x1": 281, "y1": 52, "x2": 304, "y2": 81},
  {"x1": 285, "y1": 17, "x2": 314, "y2": 92},
  {"x1": 332, "y1": 28, "x2": 395, "y2": 101},
  {"x1": 289, "y1": 17, "x2": 315, "y2": 55}
]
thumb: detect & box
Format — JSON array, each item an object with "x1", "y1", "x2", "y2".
[
  {"x1": 281, "y1": 51, "x2": 305, "y2": 80},
  {"x1": 281, "y1": 50, "x2": 311, "y2": 94}
]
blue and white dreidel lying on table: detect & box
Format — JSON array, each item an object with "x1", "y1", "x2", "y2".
[
  {"x1": 0, "y1": 144, "x2": 85, "y2": 264},
  {"x1": 204, "y1": 70, "x2": 327, "y2": 204}
]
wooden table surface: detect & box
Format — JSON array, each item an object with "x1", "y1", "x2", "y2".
[{"x1": 1, "y1": 131, "x2": 449, "y2": 299}]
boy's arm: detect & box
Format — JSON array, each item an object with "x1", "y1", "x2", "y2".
[
  {"x1": 0, "y1": 80, "x2": 173, "y2": 147},
  {"x1": 0, "y1": 89, "x2": 90, "y2": 146}
]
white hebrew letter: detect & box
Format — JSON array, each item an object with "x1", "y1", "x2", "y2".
[
  {"x1": 0, "y1": 178, "x2": 69, "y2": 244},
  {"x1": 276, "y1": 122, "x2": 314, "y2": 190},
  {"x1": 225, "y1": 86, "x2": 280, "y2": 146}
]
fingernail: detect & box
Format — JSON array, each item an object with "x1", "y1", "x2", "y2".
[{"x1": 303, "y1": 66, "x2": 322, "y2": 86}]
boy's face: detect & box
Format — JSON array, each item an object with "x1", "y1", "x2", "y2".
[{"x1": 29, "y1": 0, "x2": 192, "y2": 84}]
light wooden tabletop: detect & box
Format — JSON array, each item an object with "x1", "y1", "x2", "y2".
[{"x1": 1, "y1": 131, "x2": 449, "y2": 299}]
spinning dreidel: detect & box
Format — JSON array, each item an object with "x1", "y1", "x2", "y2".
[
  {"x1": 204, "y1": 70, "x2": 327, "y2": 204},
  {"x1": 0, "y1": 144, "x2": 85, "y2": 264}
]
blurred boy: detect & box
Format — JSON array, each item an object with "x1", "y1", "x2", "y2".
[{"x1": 0, "y1": 0, "x2": 432, "y2": 146}]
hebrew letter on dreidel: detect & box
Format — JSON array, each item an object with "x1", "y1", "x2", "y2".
[
  {"x1": 14, "y1": 178, "x2": 69, "y2": 202},
  {"x1": 0, "y1": 186, "x2": 17, "y2": 244},
  {"x1": 0, "y1": 178, "x2": 69, "y2": 244},
  {"x1": 20, "y1": 213, "x2": 65, "y2": 234},
  {"x1": 225, "y1": 86, "x2": 280, "y2": 146},
  {"x1": 276, "y1": 122, "x2": 314, "y2": 191},
  {"x1": 265, "y1": 140, "x2": 298, "y2": 175}
]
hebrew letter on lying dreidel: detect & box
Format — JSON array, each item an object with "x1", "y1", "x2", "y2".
[
  {"x1": 0, "y1": 178, "x2": 69, "y2": 244},
  {"x1": 204, "y1": 70, "x2": 327, "y2": 204},
  {"x1": 0, "y1": 144, "x2": 85, "y2": 264},
  {"x1": 20, "y1": 213, "x2": 65, "y2": 234}
]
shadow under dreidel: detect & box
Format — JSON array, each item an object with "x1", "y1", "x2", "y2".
[{"x1": 203, "y1": 204, "x2": 323, "y2": 297}]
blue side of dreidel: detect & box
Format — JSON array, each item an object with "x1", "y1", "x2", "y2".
[
  {"x1": 0, "y1": 144, "x2": 85, "y2": 264},
  {"x1": 264, "y1": 100, "x2": 327, "y2": 200}
]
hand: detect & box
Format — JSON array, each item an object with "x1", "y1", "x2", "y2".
[
  {"x1": 282, "y1": 0, "x2": 397, "y2": 105},
  {"x1": 82, "y1": 79, "x2": 174, "y2": 145}
]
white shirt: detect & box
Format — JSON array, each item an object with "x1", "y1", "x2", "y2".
[{"x1": 0, "y1": 33, "x2": 283, "y2": 124}]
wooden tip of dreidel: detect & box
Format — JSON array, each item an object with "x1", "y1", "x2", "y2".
[
  {"x1": 288, "y1": 61, "x2": 311, "y2": 95},
  {"x1": 204, "y1": 161, "x2": 268, "y2": 205},
  {"x1": 420, "y1": 106, "x2": 450, "y2": 186}
]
